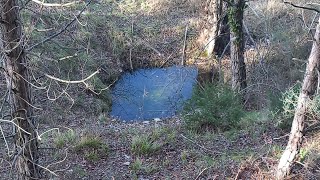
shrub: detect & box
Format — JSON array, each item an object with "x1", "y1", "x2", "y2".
[
  {"x1": 276, "y1": 83, "x2": 301, "y2": 129},
  {"x1": 281, "y1": 83, "x2": 301, "y2": 119},
  {"x1": 182, "y1": 84, "x2": 245, "y2": 132},
  {"x1": 277, "y1": 82, "x2": 320, "y2": 130}
]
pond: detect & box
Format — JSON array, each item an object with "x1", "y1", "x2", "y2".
[{"x1": 110, "y1": 66, "x2": 198, "y2": 121}]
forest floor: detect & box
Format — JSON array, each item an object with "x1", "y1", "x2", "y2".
[
  {"x1": 1, "y1": 0, "x2": 320, "y2": 179},
  {"x1": 1, "y1": 88, "x2": 318, "y2": 179},
  {"x1": 1, "y1": 90, "x2": 290, "y2": 179}
]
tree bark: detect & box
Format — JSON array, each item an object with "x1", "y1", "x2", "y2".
[
  {"x1": 276, "y1": 17, "x2": 320, "y2": 179},
  {"x1": 229, "y1": 0, "x2": 247, "y2": 92},
  {"x1": 203, "y1": 0, "x2": 229, "y2": 57},
  {"x1": 0, "y1": 0, "x2": 40, "y2": 179}
]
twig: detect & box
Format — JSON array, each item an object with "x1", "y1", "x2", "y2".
[
  {"x1": 30, "y1": 0, "x2": 79, "y2": 7},
  {"x1": 181, "y1": 24, "x2": 188, "y2": 66},
  {"x1": 134, "y1": 36, "x2": 163, "y2": 57},
  {"x1": 26, "y1": 0, "x2": 93, "y2": 51},
  {"x1": 0, "y1": 125, "x2": 10, "y2": 156},
  {"x1": 317, "y1": 69, "x2": 320, "y2": 94},
  {"x1": 129, "y1": 21, "x2": 134, "y2": 70},
  {"x1": 284, "y1": 1, "x2": 320, "y2": 13},
  {"x1": 0, "y1": 118, "x2": 31, "y2": 135},
  {"x1": 180, "y1": 134, "x2": 222, "y2": 154},
  {"x1": 44, "y1": 69, "x2": 99, "y2": 84},
  {"x1": 47, "y1": 148, "x2": 68, "y2": 168},
  {"x1": 273, "y1": 133, "x2": 290, "y2": 140},
  {"x1": 195, "y1": 167, "x2": 208, "y2": 180},
  {"x1": 159, "y1": 52, "x2": 174, "y2": 68}
]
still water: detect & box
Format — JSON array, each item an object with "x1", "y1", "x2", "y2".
[{"x1": 110, "y1": 66, "x2": 198, "y2": 121}]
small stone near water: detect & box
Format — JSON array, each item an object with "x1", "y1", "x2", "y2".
[
  {"x1": 143, "y1": 121, "x2": 150, "y2": 124},
  {"x1": 123, "y1": 162, "x2": 130, "y2": 166},
  {"x1": 154, "y1": 118, "x2": 161, "y2": 122}
]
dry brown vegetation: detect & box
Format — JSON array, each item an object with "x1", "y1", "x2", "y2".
[{"x1": 1, "y1": 0, "x2": 320, "y2": 179}]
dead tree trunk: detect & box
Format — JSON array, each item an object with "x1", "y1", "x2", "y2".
[
  {"x1": 0, "y1": 0, "x2": 40, "y2": 179},
  {"x1": 228, "y1": 0, "x2": 247, "y2": 92},
  {"x1": 202, "y1": 0, "x2": 229, "y2": 57},
  {"x1": 276, "y1": 17, "x2": 320, "y2": 179}
]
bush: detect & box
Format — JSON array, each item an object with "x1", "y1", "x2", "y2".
[
  {"x1": 182, "y1": 84, "x2": 245, "y2": 132},
  {"x1": 276, "y1": 83, "x2": 301, "y2": 129},
  {"x1": 277, "y1": 82, "x2": 320, "y2": 130}
]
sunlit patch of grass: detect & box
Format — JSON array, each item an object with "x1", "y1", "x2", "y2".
[
  {"x1": 299, "y1": 134, "x2": 320, "y2": 165},
  {"x1": 98, "y1": 113, "x2": 108, "y2": 124},
  {"x1": 130, "y1": 126, "x2": 177, "y2": 156},
  {"x1": 73, "y1": 165, "x2": 87, "y2": 178},
  {"x1": 130, "y1": 158, "x2": 143, "y2": 174},
  {"x1": 131, "y1": 134, "x2": 162, "y2": 155},
  {"x1": 74, "y1": 135, "x2": 109, "y2": 162},
  {"x1": 130, "y1": 158, "x2": 158, "y2": 175},
  {"x1": 271, "y1": 144, "x2": 284, "y2": 159},
  {"x1": 180, "y1": 150, "x2": 189, "y2": 164},
  {"x1": 53, "y1": 129, "x2": 76, "y2": 148}
]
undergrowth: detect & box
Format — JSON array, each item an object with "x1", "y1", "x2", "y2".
[
  {"x1": 183, "y1": 83, "x2": 245, "y2": 132},
  {"x1": 274, "y1": 82, "x2": 320, "y2": 130},
  {"x1": 74, "y1": 135, "x2": 109, "y2": 162}
]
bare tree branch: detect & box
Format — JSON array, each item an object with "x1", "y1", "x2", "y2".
[
  {"x1": 30, "y1": 0, "x2": 79, "y2": 7},
  {"x1": 44, "y1": 69, "x2": 99, "y2": 84},
  {"x1": 284, "y1": 1, "x2": 320, "y2": 13},
  {"x1": 26, "y1": 0, "x2": 93, "y2": 51}
]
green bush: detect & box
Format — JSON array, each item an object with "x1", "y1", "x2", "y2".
[
  {"x1": 277, "y1": 82, "x2": 320, "y2": 129},
  {"x1": 182, "y1": 84, "x2": 245, "y2": 132},
  {"x1": 276, "y1": 83, "x2": 301, "y2": 129}
]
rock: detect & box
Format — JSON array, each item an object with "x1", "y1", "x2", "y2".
[
  {"x1": 143, "y1": 121, "x2": 150, "y2": 124},
  {"x1": 124, "y1": 154, "x2": 130, "y2": 159},
  {"x1": 154, "y1": 118, "x2": 161, "y2": 122},
  {"x1": 123, "y1": 162, "x2": 130, "y2": 166}
]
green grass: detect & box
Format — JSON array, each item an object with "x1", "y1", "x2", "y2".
[
  {"x1": 130, "y1": 126, "x2": 178, "y2": 156},
  {"x1": 130, "y1": 158, "x2": 159, "y2": 175},
  {"x1": 74, "y1": 135, "x2": 109, "y2": 162},
  {"x1": 53, "y1": 129, "x2": 76, "y2": 148},
  {"x1": 131, "y1": 134, "x2": 162, "y2": 155},
  {"x1": 130, "y1": 158, "x2": 143, "y2": 173}
]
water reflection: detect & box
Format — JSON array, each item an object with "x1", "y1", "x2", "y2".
[{"x1": 111, "y1": 66, "x2": 198, "y2": 121}]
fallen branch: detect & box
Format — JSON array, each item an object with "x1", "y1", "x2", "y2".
[
  {"x1": 30, "y1": 0, "x2": 79, "y2": 7},
  {"x1": 44, "y1": 69, "x2": 99, "y2": 84}
]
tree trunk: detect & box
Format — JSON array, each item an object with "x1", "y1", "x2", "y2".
[
  {"x1": 229, "y1": 0, "x2": 247, "y2": 92},
  {"x1": 0, "y1": 0, "x2": 40, "y2": 179},
  {"x1": 276, "y1": 17, "x2": 320, "y2": 179},
  {"x1": 203, "y1": 0, "x2": 229, "y2": 57}
]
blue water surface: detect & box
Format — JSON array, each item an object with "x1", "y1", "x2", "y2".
[{"x1": 110, "y1": 66, "x2": 198, "y2": 121}]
